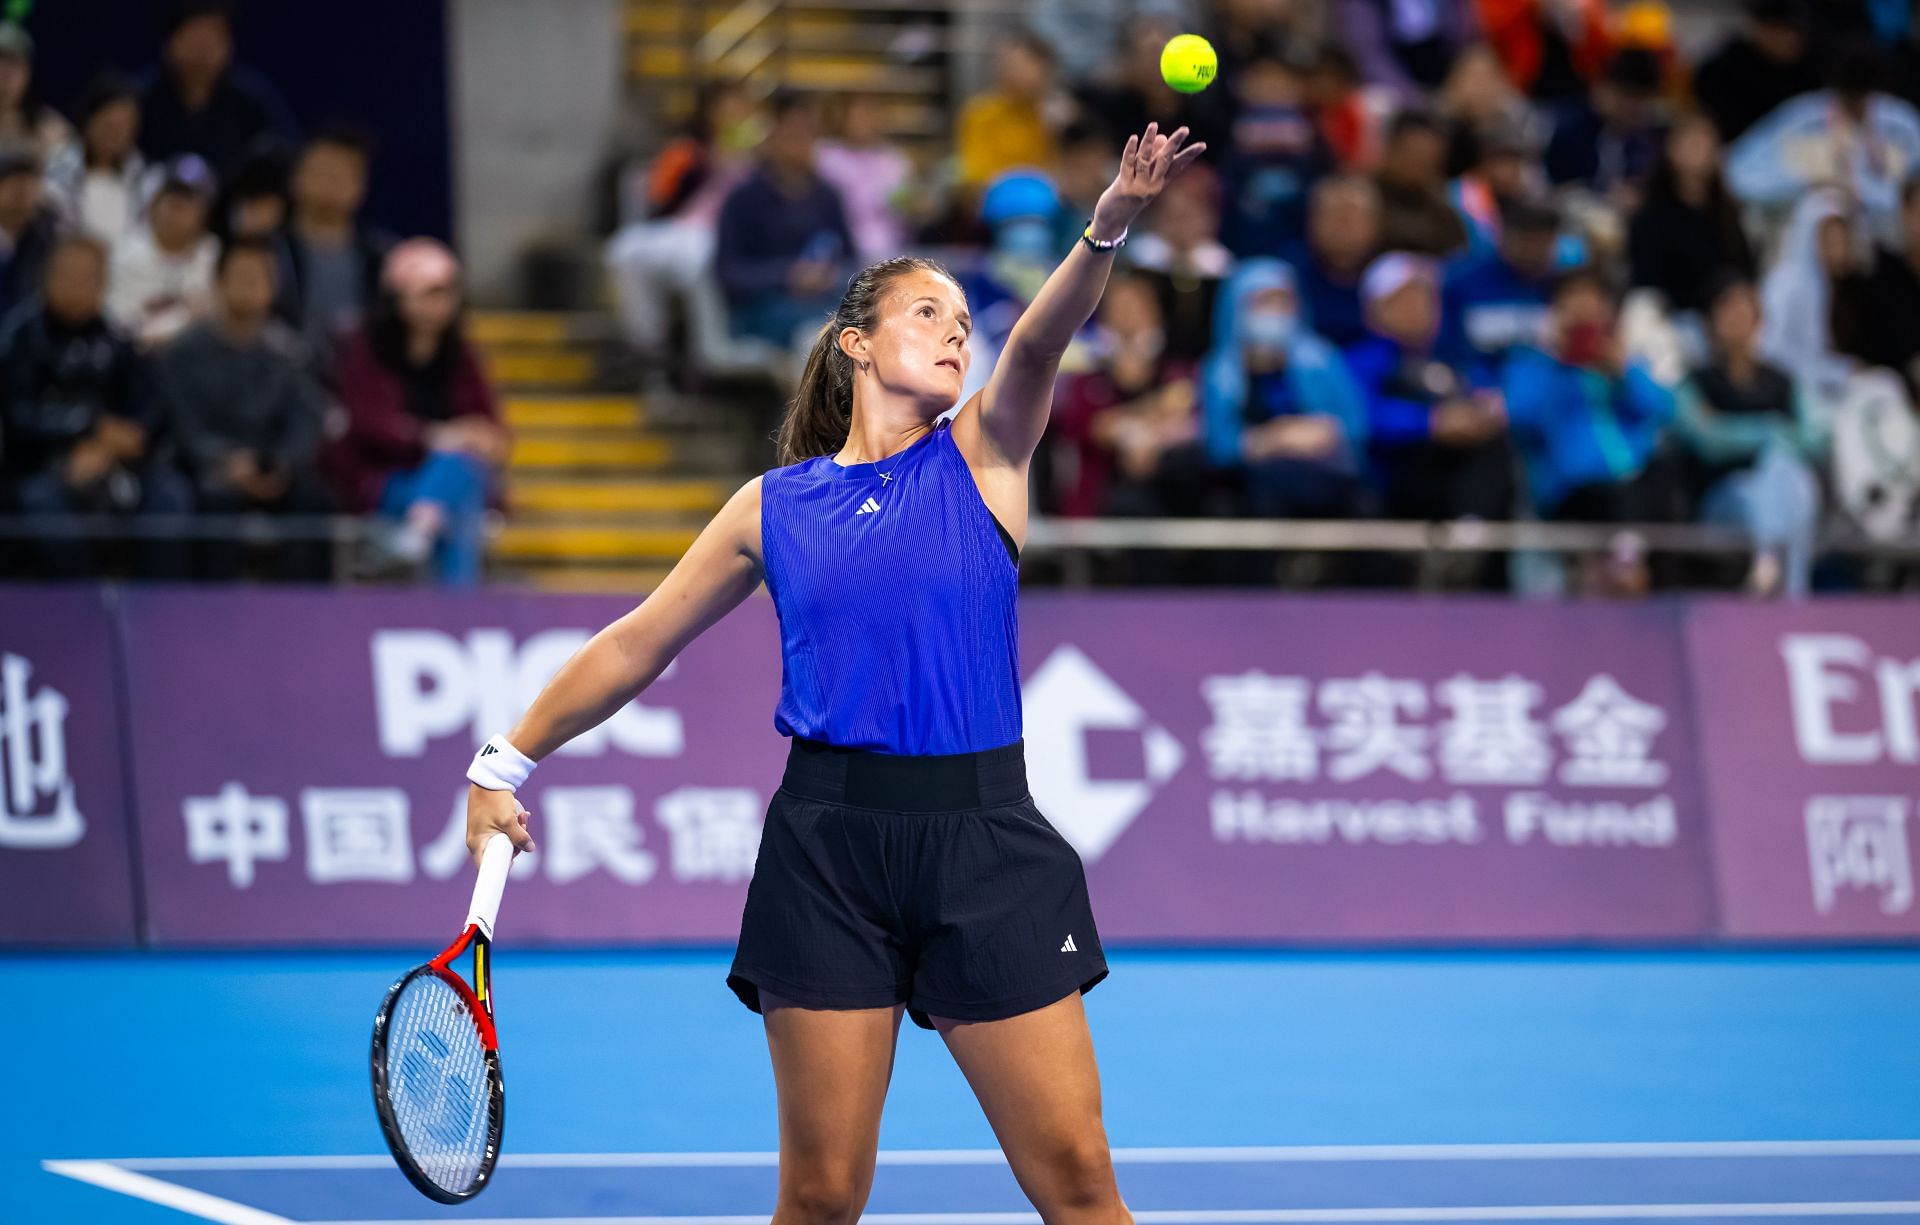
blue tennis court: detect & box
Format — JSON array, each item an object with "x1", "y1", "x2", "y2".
[{"x1": 9, "y1": 948, "x2": 1920, "y2": 1223}]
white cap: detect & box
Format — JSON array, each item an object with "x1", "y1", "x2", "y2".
[{"x1": 1361, "y1": 253, "x2": 1440, "y2": 306}]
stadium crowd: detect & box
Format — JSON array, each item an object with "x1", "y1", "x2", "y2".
[
  {"x1": 610, "y1": 0, "x2": 1920, "y2": 595},
  {"x1": 0, "y1": 0, "x2": 507, "y2": 586}
]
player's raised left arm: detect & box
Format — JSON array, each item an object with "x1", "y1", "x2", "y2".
[{"x1": 962, "y1": 123, "x2": 1205, "y2": 469}]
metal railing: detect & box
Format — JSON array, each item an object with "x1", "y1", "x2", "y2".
[
  {"x1": 0, "y1": 514, "x2": 378, "y2": 581},
  {"x1": 3, "y1": 513, "x2": 1915, "y2": 589},
  {"x1": 1021, "y1": 515, "x2": 1920, "y2": 590}
]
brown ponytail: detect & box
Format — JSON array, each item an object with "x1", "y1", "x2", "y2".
[{"x1": 776, "y1": 255, "x2": 957, "y2": 465}]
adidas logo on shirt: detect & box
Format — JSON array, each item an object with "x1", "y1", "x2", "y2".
[
  {"x1": 1060, "y1": 935, "x2": 1077, "y2": 953},
  {"x1": 855, "y1": 497, "x2": 880, "y2": 515}
]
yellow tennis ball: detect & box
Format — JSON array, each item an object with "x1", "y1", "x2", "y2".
[{"x1": 1160, "y1": 33, "x2": 1217, "y2": 94}]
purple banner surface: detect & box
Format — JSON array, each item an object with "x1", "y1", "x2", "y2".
[
  {"x1": 1025, "y1": 596, "x2": 1715, "y2": 941},
  {"x1": 119, "y1": 589, "x2": 1718, "y2": 946},
  {"x1": 1686, "y1": 601, "x2": 1920, "y2": 939},
  {"x1": 0, "y1": 588, "x2": 138, "y2": 946},
  {"x1": 121, "y1": 588, "x2": 785, "y2": 945}
]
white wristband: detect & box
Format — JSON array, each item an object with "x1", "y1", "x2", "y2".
[{"x1": 467, "y1": 734, "x2": 536, "y2": 791}]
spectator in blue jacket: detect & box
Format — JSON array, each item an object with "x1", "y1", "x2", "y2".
[
  {"x1": 1346, "y1": 253, "x2": 1511, "y2": 521},
  {"x1": 1439, "y1": 197, "x2": 1562, "y2": 386},
  {"x1": 1201, "y1": 259, "x2": 1371, "y2": 518},
  {"x1": 1503, "y1": 266, "x2": 1681, "y2": 522},
  {"x1": 714, "y1": 92, "x2": 854, "y2": 348},
  {"x1": 1289, "y1": 174, "x2": 1380, "y2": 350}
]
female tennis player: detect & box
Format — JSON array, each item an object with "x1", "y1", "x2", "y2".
[{"x1": 464, "y1": 121, "x2": 1203, "y2": 1224}]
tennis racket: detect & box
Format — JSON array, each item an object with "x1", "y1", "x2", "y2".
[{"x1": 370, "y1": 831, "x2": 514, "y2": 1203}]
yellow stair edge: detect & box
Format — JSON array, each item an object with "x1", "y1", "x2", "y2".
[
  {"x1": 469, "y1": 312, "x2": 571, "y2": 346},
  {"x1": 487, "y1": 350, "x2": 597, "y2": 387},
  {"x1": 511, "y1": 565, "x2": 677, "y2": 593},
  {"x1": 511, "y1": 479, "x2": 731, "y2": 514},
  {"x1": 504, "y1": 397, "x2": 644, "y2": 430},
  {"x1": 492, "y1": 526, "x2": 700, "y2": 560},
  {"x1": 510, "y1": 438, "x2": 672, "y2": 469},
  {"x1": 632, "y1": 46, "x2": 687, "y2": 77}
]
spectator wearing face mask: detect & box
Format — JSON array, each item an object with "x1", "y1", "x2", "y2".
[
  {"x1": 106, "y1": 154, "x2": 217, "y2": 349},
  {"x1": 1124, "y1": 166, "x2": 1235, "y2": 366},
  {"x1": 1048, "y1": 273, "x2": 1202, "y2": 519},
  {"x1": 959, "y1": 171, "x2": 1065, "y2": 403},
  {"x1": 1373, "y1": 110, "x2": 1469, "y2": 258},
  {"x1": 1289, "y1": 174, "x2": 1382, "y2": 349},
  {"x1": 1676, "y1": 273, "x2": 1825, "y2": 594},
  {"x1": 1201, "y1": 259, "x2": 1370, "y2": 519},
  {"x1": 1503, "y1": 265, "x2": 1680, "y2": 524},
  {"x1": 1439, "y1": 197, "x2": 1563, "y2": 385},
  {"x1": 1346, "y1": 253, "x2": 1511, "y2": 521},
  {"x1": 1218, "y1": 51, "x2": 1330, "y2": 259}
]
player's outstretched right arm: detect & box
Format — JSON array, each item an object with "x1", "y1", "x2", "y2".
[{"x1": 464, "y1": 477, "x2": 765, "y2": 863}]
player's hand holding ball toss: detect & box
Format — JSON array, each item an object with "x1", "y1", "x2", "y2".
[{"x1": 1087, "y1": 118, "x2": 1208, "y2": 249}]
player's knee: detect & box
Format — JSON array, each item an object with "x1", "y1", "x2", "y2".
[
  {"x1": 1038, "y1": 1131, "x2": 1119, "y2": 1211},
  {"x1": 779, "y1": 1162, "x2": 865, "y2": 1224}
]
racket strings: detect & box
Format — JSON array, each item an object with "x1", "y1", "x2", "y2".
[{"x1": 384, "y1": 972, "x2": 494, "y2": 1194}]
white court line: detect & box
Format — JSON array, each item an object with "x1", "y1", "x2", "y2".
[
  {"x1": 41, "y1": 1160, "x2": 297, "y2": 1225},
  {"x1": 304, "y1": 1205, "x2": 1920, "y2": 1225},
  {"x1": 91, "y1": 1140, "x2": 1920, "y2": 1171}
]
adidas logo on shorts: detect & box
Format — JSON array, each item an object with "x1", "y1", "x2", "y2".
[{"x1": 1060, "y1": 935, "x2": 1077, "y2": 953}]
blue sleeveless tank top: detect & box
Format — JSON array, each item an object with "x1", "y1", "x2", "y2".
[{"x1": 760, "y1": 417, "x2": 1022, "y2": 756}]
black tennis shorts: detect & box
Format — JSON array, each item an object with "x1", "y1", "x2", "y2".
[{"x1": 728, "y1": 737, "x2": 1108, "y2": 1030}]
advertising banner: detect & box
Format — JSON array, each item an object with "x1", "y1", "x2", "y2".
[
  {"x1": 120, "y1": 590, "x2": 1718, "y2": 946},
  {"x1": 0, "y1": 588, "x2": 138, "y2": 946},
  {"x1": 121, "y1": 588, "x2": 784, "y2": 945},
  {"x1": 1025, "y1": 596, "x2": 1717, "y2": 941},
  {"x1": 1686, "y1": 601, "x2": 1920, "y2": 939}
]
